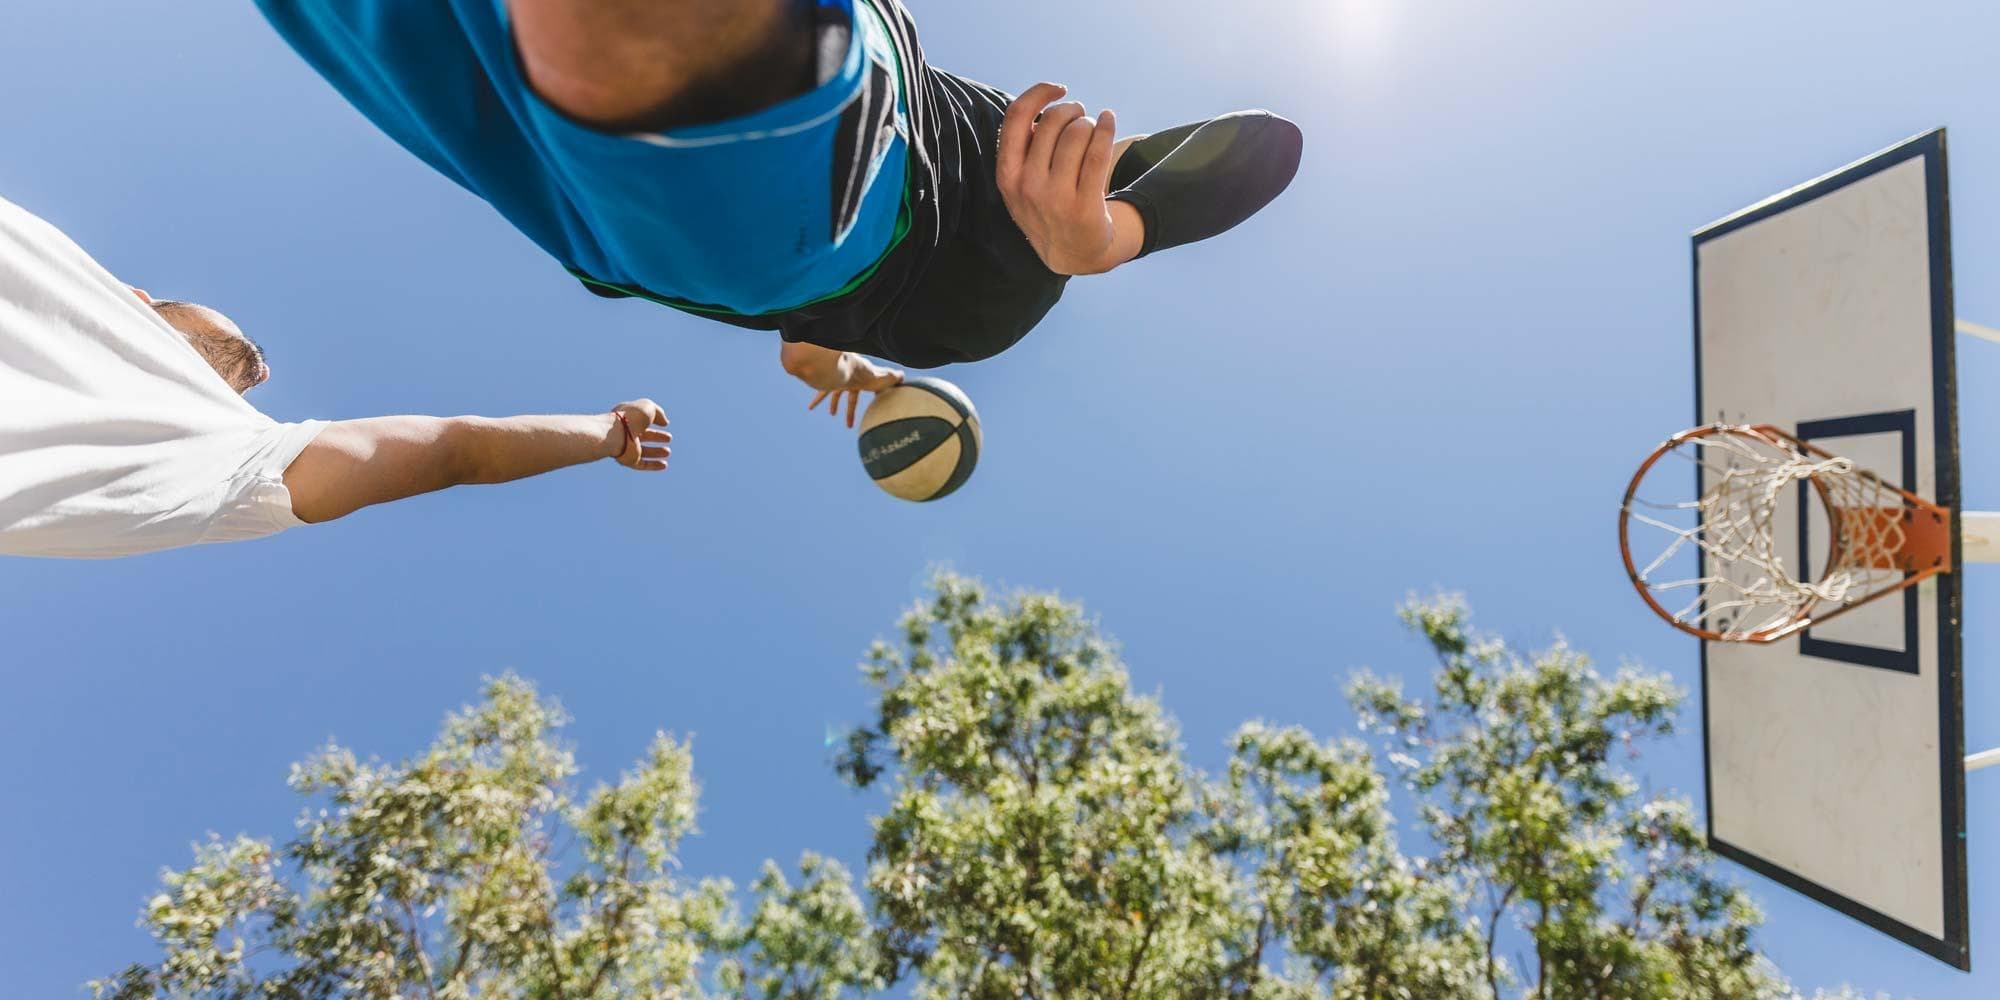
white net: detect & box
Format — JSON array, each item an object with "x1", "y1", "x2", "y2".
[{"x1": 1623, "y1": 426, "x2": 1910, "y2": 641}]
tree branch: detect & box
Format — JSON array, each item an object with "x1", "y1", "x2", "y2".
[
  {"x1": 582, "y1": 843, "x2": 638, "y2": 998},
  {"x1": 399, "y1": 897, "x2": 438, "y2": 1000},
  {"x1": 1627, "y1": 872, "x2": 1657, "y2": 940},
  {"x1": 1534, "y1": 898, "x2": 1549, "y2": 1000},
  {"x1": 1484, "y1": 884, "x2": 1515, "y2": 1000},
  {"x1": 1245, "y1": 908, "x2": 1271, "y2": 994},
  {"x1": 446, "y1": 885, "x2": 487, "y2": 983},
  {"x1": 540, "y1": 918, "x2": 571, "y2": 1000},
  {"x1": 1117, "y1": 911, "x2": 1157, "y2": 999}
]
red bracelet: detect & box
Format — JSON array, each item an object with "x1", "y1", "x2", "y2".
[{"x1": 612, "y1": 410, "x2": 637, "y2": 464}]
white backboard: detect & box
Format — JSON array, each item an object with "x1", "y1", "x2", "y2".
[{"x1": 1693, "y1": 129, "x2": 1967, "y2": 969}]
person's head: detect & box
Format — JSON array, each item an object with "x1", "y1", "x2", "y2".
[{"x1": 129, "y1": 287, "x2": 270, "y2": 394}]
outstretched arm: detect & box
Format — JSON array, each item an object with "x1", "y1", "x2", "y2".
[{"x1": 282, "y1": 399, "x2": 671, "y2": 524}]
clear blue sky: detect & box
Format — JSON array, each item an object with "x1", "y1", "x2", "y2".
[{"x1": 3, "y1": 1, "x2": 1996, "y2": 995}]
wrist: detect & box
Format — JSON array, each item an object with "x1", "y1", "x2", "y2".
[
  {"x1": 841, "y1": 351, "x2": 889, "y2": 390},
  {"x1": 1100, "y1": 198, "x2": 1149, "y2": 270},
  {"x1": 605, "y1": 410, "x2": 633, "y2": 462}
]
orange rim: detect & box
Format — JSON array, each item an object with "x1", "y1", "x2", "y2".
[{"x1": 1618, "y1": 424, "x2": 1952, "y2": 644}]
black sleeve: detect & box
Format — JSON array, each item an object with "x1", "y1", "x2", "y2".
[{"x1": 1106, "y1": 110, "x2": 1304, "y2": 259}]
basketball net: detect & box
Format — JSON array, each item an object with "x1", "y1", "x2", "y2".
[{"x1": 1620, "y1": 425, "x2": 1953, "y2": 643}]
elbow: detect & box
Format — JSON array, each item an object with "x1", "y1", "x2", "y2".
[
  {"x1": 437, "y1": 417, "x2": 492, "y2": 485},
  {"x1": 780, "y1": 342, "x2": 836, "y2": 383}
]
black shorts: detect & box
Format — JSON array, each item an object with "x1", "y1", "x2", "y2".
[{"x1": 581, "y1": 0, "x2": 1068, "y2": 370}]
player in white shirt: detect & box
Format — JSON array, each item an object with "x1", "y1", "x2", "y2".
[{"x1": 0, "y1": 196, "x2": 672, "y2": 559}]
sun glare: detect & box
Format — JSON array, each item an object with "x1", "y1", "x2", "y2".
[{"x1": 1321, "y1": 0, "x2": 1398, "y2": 85}]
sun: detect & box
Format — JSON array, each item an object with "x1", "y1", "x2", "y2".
[{"x1": 1321, "y1": 0, "x2": 1399, "y2": 83}]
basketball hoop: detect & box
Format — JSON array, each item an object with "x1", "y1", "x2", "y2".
[{"x1": 1619, "y1": 424, "x2": 1953, "y2": 643}]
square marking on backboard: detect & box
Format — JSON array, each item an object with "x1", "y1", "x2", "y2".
[{"x1": 1797, "y1": 410, "x2": 1920, "y2": 673}]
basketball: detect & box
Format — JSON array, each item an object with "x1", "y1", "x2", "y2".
[{"x1": 857, "y1": 377, "x2": 981, "y2": 502}]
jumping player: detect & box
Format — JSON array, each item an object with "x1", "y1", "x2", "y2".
[{"x1": 254, "y1": 0, "x2": 1303, "y2": 424}]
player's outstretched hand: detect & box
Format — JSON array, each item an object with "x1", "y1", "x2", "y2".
[
  {"x1": 809, "y1": 364, "x2": 902, "y2": 429},
  {"x1": 611, "y1": 399, "x2": 672, "y2": 471},
  {"x1": 997, "y1": 83, "x2": 1125, "y2": 276}
]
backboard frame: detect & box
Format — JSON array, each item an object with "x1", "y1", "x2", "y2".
[{"x1": 1691, "y1": 129, "x2": 1968, "y2": 970}]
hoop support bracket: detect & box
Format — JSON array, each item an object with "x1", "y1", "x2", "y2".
[
  {"x1": 1968, "y1": 748, "x2": 2000, "y2": 773},
  {"x1": 1845, "y1": 505, "x2": 1955, "y2": 574}
]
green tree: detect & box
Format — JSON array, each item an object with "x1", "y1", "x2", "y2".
[
  {"x1": 1350, "y1": 594, "x2": 1790, "y2": 999},
  {"x1": 1200, "y1": 723, "x2": 1486, "y2": 998},
  {"x1": 836, "y1": 576, "x2": 1485, "y2": 998},
  {"x1": 98, "y1": 576, "x2": 1815, "y2": 1000},
  {"x1": 91, "y1": 675, "x2": 878, "y2": 1000}
]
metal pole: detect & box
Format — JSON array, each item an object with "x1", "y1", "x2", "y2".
[
  {"x1": 1967, "y1": 511, "x2": 2000, "y2": 565},
  {"x1": 1959, "y1": 319, "x2": 2000, "y2": 344},
  {"x1": 1969, "y1": 748, "x2": 2000, "y2": 773}
]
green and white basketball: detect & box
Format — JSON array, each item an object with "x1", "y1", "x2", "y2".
[{"x1": 856, "y1": 377, "x2": 981, "y2": 502}]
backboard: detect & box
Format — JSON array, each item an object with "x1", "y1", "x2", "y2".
[{"x1": 1691, "y1": 129, "x2": 1967, "y2": 968}]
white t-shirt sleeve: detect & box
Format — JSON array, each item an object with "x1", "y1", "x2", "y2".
[
  {"x1": 184, "y1": 419, "x2": 331, "y2": 546},
  {"x1": 0, "y1": 196, "x2": 331, "y2": 559}
]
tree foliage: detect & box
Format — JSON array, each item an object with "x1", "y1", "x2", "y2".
[
  {"x1": 99, "y1": 576, "x2": 1822, "y2": 999},
  {"x1": 1350, "y1": 595, "x2": 1790, "y2": 999},
  {"x1": 92, "y1": 678, "x2": 872, "y2": 1000}
]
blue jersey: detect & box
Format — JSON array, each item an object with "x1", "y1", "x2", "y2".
[{"x1": 255, "y1": 0, "x2": 910, "y2": 316}]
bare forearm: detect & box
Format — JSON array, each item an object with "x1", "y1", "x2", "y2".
[
  {"x1": 780, "y1": 341, "x2": 897, "y2": 391},
  {"x1": 285, "y1": 407, "x2": 651, "y2": 525},
  {"x1": 449, "y1": 414, "x2": 623, "y2": 484}
]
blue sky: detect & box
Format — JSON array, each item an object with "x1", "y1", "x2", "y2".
[{"x1": 3, "y1": 1, "x2": 1997, "y2": 995}]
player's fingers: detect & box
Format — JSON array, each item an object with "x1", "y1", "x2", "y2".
[
  {"x1": 642, "y1": 428, "x2": 672, "y2": 443},
  {"x1": 641, "y1": 445, "x2": 671, "y2": 461},
  {"x1": 846, "y1": 389, "x2": 862, "y2": 428},
  {"x1": 999, "y1": 83, "x2": 1066, "y2": 187},
  {"x1": 648, "y1": 402, "x2": 669, "y2": 425},
  {"x1": 638, "y1": 458, "x2": 668, "y2": 471},
  {"x1": 810, "y1": 389, "x2": 831, "y2": 410},
  {"x1": 1029, "y1": 101, "x2": 1087, "y2": 173},
  {"x1": 1079, "y1": 108, "x2": 1117, "y2": 196},
  {"x1": 1052, "y1": 113, "x2": 1099, "y2": 190}
]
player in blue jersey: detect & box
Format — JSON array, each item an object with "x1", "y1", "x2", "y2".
[{"x1": 256, "y1": 0, "x2": 1302, "y2": 424}]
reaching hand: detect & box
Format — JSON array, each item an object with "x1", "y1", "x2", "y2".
[
  {"x1": 809, "y1": 363, "x2": 903, "y2": 429},
  {"x1": 610, "y1": 399, "x2": 672, "y2": 471},
  {"x1": 997, "y1": 83, "x2": 1123, "y2": 275}
]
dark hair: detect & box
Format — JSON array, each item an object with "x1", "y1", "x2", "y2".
[{"x1": 151, "y1": 300, "x2": 268, "y2": 393}]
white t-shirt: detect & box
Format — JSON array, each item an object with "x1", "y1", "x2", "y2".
[{"x1": 0, "y1": 196, "x2": 326, "y2": 558}]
